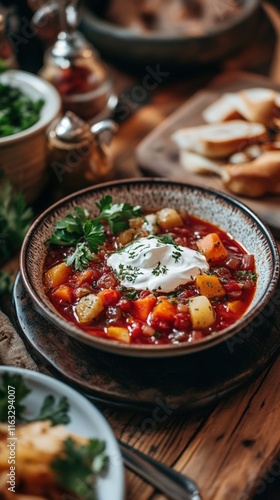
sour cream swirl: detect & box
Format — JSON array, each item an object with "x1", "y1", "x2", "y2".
[{"x1": 107, "y1": 235, "x2": 209, "y2": 292}]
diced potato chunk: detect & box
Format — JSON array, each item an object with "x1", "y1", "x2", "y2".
[
  {"x1": 142, "y1": 214, "x2": 159, "y2": 235},
  {"x1": 107, "y1": 326, "x2": 131, "y2": 343},
  {"x1": 44, "y1": 262, "x2": 72, "y2": 289},
  {"x1": 75, "y1": 294, "x2": 104, "y2": 323},
  {"x1": 117, "y1": 228, "x2": 137, "y2": 246},
  {"x1": 189, "y1": 295, "x2": 215, "y2": 329},
  {"x1": 156, "y1": 208, "x2": 184, "y2": 230}
]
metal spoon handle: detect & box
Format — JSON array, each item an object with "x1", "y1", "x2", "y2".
[{"x1": 118, "y1": 440, "x2": 202, "y2": 500}]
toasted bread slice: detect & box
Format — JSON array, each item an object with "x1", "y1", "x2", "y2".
[
  {"x1": 222, "y1": 151, "x2": 280, "y2": 197},
  {"x1": 202, "y1": 93, "x2": 243, "y2": 123},
  {"x1": 203, "y1": 88, "x2": 279, "y2": 127},
  {"x1": 236, "y1": 88, "x2": 277, "y2": 127},
  {"x1": 179, "y1": 150, "x2": 223, "y2": 174},
  {"x1": 172, "y1": 120, "x2": 267, "y2": 158}
]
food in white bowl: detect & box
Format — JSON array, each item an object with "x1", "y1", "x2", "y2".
[
  {"x1": 0, "y1": 366, "x2": 124, "y2": 499},
  {"x1": 20, "y1": 180, "x2": 279, "y2": 357},
  {"x1": 0, "y1": 70, "x2": 61, "y2": 203}
]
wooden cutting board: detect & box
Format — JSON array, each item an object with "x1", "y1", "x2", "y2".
[{"x1": 136, "y1": 71, "x2": 280, "y2": 237}]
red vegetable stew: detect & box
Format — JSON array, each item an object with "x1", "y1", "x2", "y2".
[{"x1": 43, "y1": 197, "x2": 257, "y2": 345}]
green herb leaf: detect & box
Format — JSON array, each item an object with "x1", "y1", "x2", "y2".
[
  {"x1": 52, "y1": 437, "x2": 109, "y2": 500},
  {"x1": 0, "y1": 83, "x2": 44, "y2": 138},
  {"x1": 66, "y1": 242, "x2": 94, "y2": 271},
  {"x1": 0, "y1": 372, "x2": 31, "y2": 421},
  {"x1": 84, "y1": 219, "x2": 106, "y2": 253},
  {"x1": 31, "y1": 395, "x2": 70, "y2": 426},
  {"x1": 96, "y1": 195, "x2": 141, "y2": 234},
  {"x1": 48, "y1": 207, "x2": 89, "y2": 246},
  {"x1": 0, "y1": 271, "x2": 12, "y2": 296},
  {"x1": 0, "y1": 180, "x2": 33, "y2": 264}
]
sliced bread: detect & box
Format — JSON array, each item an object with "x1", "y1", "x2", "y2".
[
  {"x1": 203, "y1": 87, "x2": 278, "y2": 127},
  {"x1": 179, "y1": 150, "x2": 223, "y2": 174},
  {"x1": 172, "y1": 120, "x2": 267, "y2": 159},
  {"x1": 236, "y1": 88, "x2": 277, "y2": 126},
  {"x1": 222, "y1": 151, "x2": 280, "y2": 197},
  {"x1": 202, "y1": 93, "x2": 243, "y2": 123}
]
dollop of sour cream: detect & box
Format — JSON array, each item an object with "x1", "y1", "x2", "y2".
[{"x1": 107, "y1": 236, "x2": 209, "y2": 292}]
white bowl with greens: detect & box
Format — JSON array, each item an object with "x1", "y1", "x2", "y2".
[{"x1": 0, "y1": 70, "x2": 61, "y2": 203}]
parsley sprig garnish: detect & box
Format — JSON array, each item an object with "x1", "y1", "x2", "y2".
[
  {"x1": 52, "y1": 438, "x2": 109, "y2": 500},
  {"x1": 48, "y1": 196, "x2": 142, "y2": 270},
  {"x1": 66, "y1": 242, "x2": 94, "y2": 271},
  {"x1": 48, "y1": 207, "x2": 105, "y2": 250},
  {"x1": 96, "y1": 195, "x2": 141, "y2": 234}
]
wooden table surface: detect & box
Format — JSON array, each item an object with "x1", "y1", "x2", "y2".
[{"x1": 2, "y1": 2, "x2": 280, "y2": 499}]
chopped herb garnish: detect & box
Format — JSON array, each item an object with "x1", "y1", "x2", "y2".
[
  {"x1": 152, "y1": 262, "x2": 168, "y2": 276},
  {"x1": 0, "y1": 83, "x2": 44, "y2": 137},
  {"x1": 116, "y1": 263, "x2": 143, "y2": 283},
  {"x1": 66, "y1": 242, "x2": 94, "y2": 271},
  {"x1": 234, "y1": 270, "x2": 258, "y2": 282}
]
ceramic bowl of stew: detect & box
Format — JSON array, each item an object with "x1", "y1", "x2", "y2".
[{"x1": 20, "y1": 178, "x2": 279, "y2": 357}]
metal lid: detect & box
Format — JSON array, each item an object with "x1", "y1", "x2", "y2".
[{"x1": 52, "y1": 111, "x2": 91, "y2": 143}]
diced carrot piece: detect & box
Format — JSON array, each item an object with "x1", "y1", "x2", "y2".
[
  {"x1": 99, "y1": 289, "x2": 121, "y2": 306},
  {"x1": 44, "y1": 262, "x2": 72, "y2": 289},
  {"x1": 228, "y1": 300, "x2": 243, "y2": 313},
  {"x1": 195, "y1": 275, "x2": 226, "y2": 299},
  {"x1": 52, "y1": 285, "x2": 73, "y2": 303},
  {"x1": 152, "y1": 298, "x2": 177, "y2": 323},
  {"x1": 196, "y1": 233, "x2": 228, "y2": 262},
  {"x1": 133, "y1": 295, "x2": 157, "y2": 322},
  {"x1": 107, "y1": 326, "x2": 131, "y2": 343}
]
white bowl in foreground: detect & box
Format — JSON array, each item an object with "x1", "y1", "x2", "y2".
[{"x1": 0, "y1": 365, "x2": 124, "y2": 500}]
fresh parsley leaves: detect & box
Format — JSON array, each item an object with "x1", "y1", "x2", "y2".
[
  {"x1": 34, "y1": 394, "x2": 70, "y2": 426},
  {"x1": 48, "y1": 196, "x2": 142, "y2": 270},
  {"x1": 52, "y1": 438, "x2": 109, "y2": 500},
  {"x1": 96, "y1": 195, "x2": 141, "y2": 234},
  {"x1": 0, "y1": 179, "x2": 33, "y2": 265}
]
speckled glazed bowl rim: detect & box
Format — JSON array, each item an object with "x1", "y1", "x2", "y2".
[
  {"x1": 20, "y1": 178, "x2": 280, "y2": 358},
  {"x1": 82, "y1": 0, "x2": 260, "y2": 42},
  {"x1": 0, "y1": 70, "x2": 61, "y2": 145}
]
